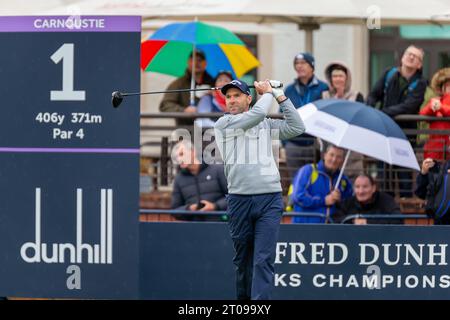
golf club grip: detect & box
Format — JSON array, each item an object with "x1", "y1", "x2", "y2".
[{"x1": 250, "y1": 80, "x2": 283, "y2": 88}]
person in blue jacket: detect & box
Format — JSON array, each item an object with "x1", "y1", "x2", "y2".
[
  {"x1": 290, "y1": 144, "x2": 353, "y2": 223},
  {"x1": 284, "y1": 52, "x2": 329, "y2": 179},
  {"x1": 285, "y1": 52, "x2": 329, "y2": 108}
]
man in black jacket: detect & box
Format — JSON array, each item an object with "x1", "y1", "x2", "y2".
[
  {"x1": 171, "y1": 141, "x2": 228, "y2": 221},
  {"x1": 335, "y1": 174, "x2": 401, "y2": 224},
  {"x1": 367, "y1": 45, "x2": 427, "y2": 197}
]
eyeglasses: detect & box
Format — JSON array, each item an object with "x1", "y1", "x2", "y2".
[{"x1": 404, "y1": 50, "x2": 423, "y2": 62}]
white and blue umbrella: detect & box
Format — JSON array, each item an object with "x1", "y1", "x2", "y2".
[{"x1": 298, "y1": 99, "x2": 420, "y2": 186}]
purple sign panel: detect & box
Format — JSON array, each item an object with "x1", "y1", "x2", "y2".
[
  {"x1": 0, "y1": 15, "x2": 141, "y2": 32},
  {"x1": 0, "y1": 16, "x2": 141, "y2": 299}
]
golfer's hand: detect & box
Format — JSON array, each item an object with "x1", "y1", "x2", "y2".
[
  {"x1": 270, "y1": 82, "x2": 285, "y2": 100},
  {"x1": 199, "y1": 200, "x2": 216, "y2": 211},
  {"x1": 325, "y1": 189, "x2": 341, "y2": 206},
  {"x1": 421, "y1": 158, "x2": 435, "y2": 175},
  {"x1": 184, "y1": 106, "x2": 197, "y2": 113},
  {"x1": 254, "y1": 80, "x2": 272, "y2": 96}
]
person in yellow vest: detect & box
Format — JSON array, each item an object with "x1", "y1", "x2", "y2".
[{"x1": 288, "y1": 144, "x2": 353, "y2": 223}]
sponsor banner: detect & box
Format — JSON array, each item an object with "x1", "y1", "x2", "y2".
[{"x1": 140, "y1": 223, "x2": 450, "y2": 300}]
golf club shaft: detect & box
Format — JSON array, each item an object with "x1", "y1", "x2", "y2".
[
  {"x1": 120, "y1": 87, "x2": 221, "y2": 97},
  {"x1": 120, "y1": 80, "x2": 283, "y2": 97}
]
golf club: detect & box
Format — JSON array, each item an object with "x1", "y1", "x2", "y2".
[{"x1": 111, "y1": 80, "x2": 283, "y2": 108}]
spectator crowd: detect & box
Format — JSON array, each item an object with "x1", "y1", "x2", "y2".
[{"x1": 157, "y1": 45, "x2": 450, "y2": 225}]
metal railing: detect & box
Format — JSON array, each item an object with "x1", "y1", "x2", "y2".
[
  {"x1": 140, "y1": 112, "x2": 450, "y2": 198},
  {"x1": 340, "y1": 213, "x2": 430, "y2": 224},
  {"x1": 142, "y1": 113, "x2": 450, "y2": 121},
  {"x1": 139, "y1": 209, "x2": 329, "y2": 222},
  {"x1": 141, "y1": 112, "x2": 450, "y2": 121},
  {"x1": 139, "y1": 209, "x2": 436, "y2": 226}
]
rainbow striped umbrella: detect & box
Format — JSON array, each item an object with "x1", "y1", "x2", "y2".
[{"x1": 140, "y1": 21, "x2": 260, "y2": 78}]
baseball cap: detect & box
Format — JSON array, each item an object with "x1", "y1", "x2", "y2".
[
  {"x1": 294, "y1": 52, "x2": 315, "y2": 69},
  {"x1": 220, "y1": 79, "x2": 251, "y2": 95}
]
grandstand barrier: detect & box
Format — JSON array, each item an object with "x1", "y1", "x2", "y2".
[
  {"x1": 340, "y1": 214, "x2": 431, "y2": 224},
  {"x1": 139, "y1": 209, "x2": 329, "y2": 224},
  {"x1": 139, "y1": 209, "x2": 433, "y2": 225}
]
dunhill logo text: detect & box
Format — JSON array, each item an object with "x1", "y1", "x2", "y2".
[{"x1": 20, "y1": 188, "x2": 113, "y2": 264}]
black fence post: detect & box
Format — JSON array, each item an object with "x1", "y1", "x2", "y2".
[{"x1": 161, "y1": 137, "x2": 169, "y2": 186}]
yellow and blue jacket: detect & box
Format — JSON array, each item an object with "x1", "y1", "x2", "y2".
[{"x1": 288, "y1": 160, "x2": 353, "y2": 223}]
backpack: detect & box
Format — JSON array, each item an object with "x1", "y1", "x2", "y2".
[
  {"x1": 425, "y1": 163, "x2": 450, "y2": 220},
  {"x1": 285, "y1": 164, "x2": 348, "y2": 211},
  {"x1": 383, "y1": 67, "x2": 419, "y2": 98},
  {"x1": 286, "y1": 164, "x2": 319, "y2": 211}
]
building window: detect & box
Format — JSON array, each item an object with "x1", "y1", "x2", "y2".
[
  {"x1": 370, "y1": 52, "x2": 395, "y2": 88},
  {"x1": 439, "y1": 52, "x2": 450, "y2": 68}
]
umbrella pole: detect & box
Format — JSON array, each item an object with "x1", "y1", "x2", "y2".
[
  {"x1": 190, "y1": 17, "x2": 198, "y2": 106},
  {"x1": 334, "y1": 150, "x2": 352, "y2": 190},
  {"x1": 190, "y1": 43, "x2": 196, "y2": 106}
]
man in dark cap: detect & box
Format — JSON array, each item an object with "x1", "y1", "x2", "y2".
[
  {"x1": 284, "y1": 52, "x2": 329, "y2": 179},
  {"x1": 285, "y1": 52, "x2": 328, "y2": 108},
  {"x1": 214, "y1": 79, "x2": 306, "y2": 300}
]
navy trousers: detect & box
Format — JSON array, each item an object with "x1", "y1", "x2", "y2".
[{"x1": 226, "y1": 192, "x2": 283, "y2": 300}]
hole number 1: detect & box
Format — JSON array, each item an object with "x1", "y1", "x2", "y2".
[{"x1": 50, "y1": 43, "x2": 86, "y2": 101}]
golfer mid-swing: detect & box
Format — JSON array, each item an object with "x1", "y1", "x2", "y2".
[{"x1": 214, "y1": 79, "x2": 305, "y2": 300}]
